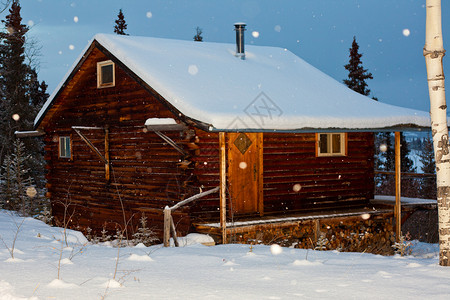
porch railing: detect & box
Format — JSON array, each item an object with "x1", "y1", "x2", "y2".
[
  {"x1": 163, "y1": 186, "x2": 220, "y2": 247},
  {"x1": 375, "y1": 170, "x2": 435, "y2": 178}
]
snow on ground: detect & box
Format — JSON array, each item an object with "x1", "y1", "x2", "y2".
[{"x1": 1, "y1": 210, "x2": 449, "y2": 300}]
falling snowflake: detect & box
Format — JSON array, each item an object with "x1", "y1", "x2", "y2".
[
  {"x1": 361, "y1": 213, "x2": 370, "y2": 220},
  {"x1": 239, "y1": 162, "x2": 247, "y2": 169},
  {"x1": 188, "y1": 65, "x2": 198, "y2": 75},
  {"x1": 402, "y1": 29, "x2": 410, "y2": 37},
  {"x1": 292, "y1": 184, "x2": 301, "y2": 192},
  {"x1": 12, "y1": 114, "x2": 20, "y2": 121},
  {"x1": 146, "y1": 11, "x2": 153, "y2": 18},
  {"x1": 27, "y1": 20, "x2": 34, "y2": 27},
  {"x1": 26, "y1": 187, "x2": 37, "y2": 198},
  {"x1": 74, "y1": 16, "x2": 79, "y2": 23},
  {"x1": 252, "y1": 31, "x2": 260, "y2": 38},
  {"x1": 69, "y1": 44, "x2": 75, "y2": 50},
  {"x1": 379, "y1": 144, "x2": 387, "y2": 152},
  {"x1": 274, "y1": 25, "x2": 281, "y2": 32},
  {"x1": 270, "y1": 244, "x2": 282, "y2": 255}
]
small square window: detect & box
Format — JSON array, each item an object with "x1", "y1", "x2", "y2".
[
  {"x1": 97, "y1": 60, "x2": 115, "y2": 88},
  {"x1": 59, "y1": 136, "x2": 71, "y2": 158},
  {"x1": 317, "y1": 133, "x2": 346, "y2": 157}
]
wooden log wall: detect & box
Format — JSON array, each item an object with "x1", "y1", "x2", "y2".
[
  {"x1": 42, "y1": 45, "x2": 376, "y2": 239},
  {"x1": 262, "y1": 132, "x2": 374, "y2": 214},
  {"x1": 43, "y1": 48, "x2": 196, "y2": 238},
  {"x1": 189, "y1": 130, "x2": 221, "y2": 221},
  {"x1": 189, "y1": 131, "x2": 375, "y2": 221}
]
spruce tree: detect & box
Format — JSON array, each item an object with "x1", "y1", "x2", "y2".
[
  {"x1": 376, "y1": 132, "x2": 395, "y2": 195},
  {"x1": 114, "y1": 9, "x2": 128, "y2": 36},
  {"x1": 400, "y1": 133, "x2": 415, "y2": 173},
  {"x1": 419, "y1": 135, "x2": 437, "y2": 199},
  {"x1": 0, "y1": 0, "x2": 47, "y2": 190},
  {"x1": 193, "y1": 26, "x2": 203, "y2": 42},
  {"x1": 378, "y1": 133, "x2": 395, "y2": 172},
  {"x1": 343, "y1": 36, "x2": 373, "y2": 96},
  {"x1": 0, "y1": 0, "x2": 29, "y2": 163},
  {"x1": 399, "y1": 133, "x2": 420, "y2": 197},
  {"x1": 0, "y1": 139, "x2": 34, "y2": 215}
]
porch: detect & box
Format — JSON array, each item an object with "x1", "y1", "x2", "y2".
[{"x1": 192, "y1": 196, "x2": 437, "y2": 253}]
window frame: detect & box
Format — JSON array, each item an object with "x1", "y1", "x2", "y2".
[
  {"x1": 316, "y1": 132, "x2": 347, "y2": 157},
  {"x1": 97, "y1": 60, "x2": 115, "y2": 88},
  {"x1": 59, "y1": 136, "x2": 72, "y2": 159}
]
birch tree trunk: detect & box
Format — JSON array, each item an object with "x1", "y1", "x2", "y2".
[{"x1": 424, "y1": 0, "x2": 450, "y2": 266}]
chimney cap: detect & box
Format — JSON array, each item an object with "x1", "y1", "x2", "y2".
[{"x1": 234, "y1": 22, "x2": 247, "y2": 28}]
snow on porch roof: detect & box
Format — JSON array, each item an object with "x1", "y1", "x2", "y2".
[{"x1": 35, "y1": 33, "x2": 431, "y2": 132}]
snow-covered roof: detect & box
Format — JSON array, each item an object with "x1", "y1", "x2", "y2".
[{"x1": 35, "y1": 33, "x2": 431, "y2": 131}]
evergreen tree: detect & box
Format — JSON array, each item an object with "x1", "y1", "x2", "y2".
[
  {"x1": 376, "y1": 132, "x2": 417, "y2": 196},
  {"x1": 114, "y1": 9, "x2": 128, "y2": 36},
  {"x1": 419, "y1": 135, "x2": 437, "y2": 199},
  {"x1": 399, "y1": 133, "x2": 420, "y2": 197},
  {"x1": 0, "y1": 0, "x2": 47, "y2": 189},
  {"x1": 400, "y1": 133, "x2": 415, "y2": 173},
  {"x1": 193, "y1": 26, "x2": 203, "y2": 42},
  {"x1": 375, "y1": 132, "x2": 395, "y2": 195},
  {"x1": 343, "y1": 36, "x2": 373, "y2": 96},
  {"x1": 379, "y1": 132, "x2": 395, "y2": 171},
  {"x1": 0, "y1": 139, "x2": 34, "y2": 215},
  {"x1": 0, "y1": 0, "x2": 29, "y2": 163}
]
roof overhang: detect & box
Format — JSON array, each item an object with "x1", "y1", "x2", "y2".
[
  {"x1": 35, "y1": 34, "x2": 433, "y2": 134},
  {"x1": 14, "y1": 130, "x2": 45, "y2": 137},
  {"x1": 206, "y1": 124, "x2": 431, "y2": 133}
]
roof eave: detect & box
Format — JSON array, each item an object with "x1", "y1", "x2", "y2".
[{"x1": 207, "y1": 124, "x2": 431, "y2": 133}]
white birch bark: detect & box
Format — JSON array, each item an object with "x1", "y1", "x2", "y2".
[{"x1": 424, "y1": 0, "x2": 450, "y2": 266}]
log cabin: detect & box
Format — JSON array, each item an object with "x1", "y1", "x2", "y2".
[{"x1": 32, "y1": 25, "x2": 431, "y2": 250}]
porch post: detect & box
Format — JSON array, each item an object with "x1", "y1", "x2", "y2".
[
  {"x1": 219, "y1": 132, "x2": 227, "y2": 244},
  {"x1": 394, "y1": 131, "x2": 402, "y2": 241},
  {"x1": 105, "y1": 127, "x2": 110, "y2": 181}
]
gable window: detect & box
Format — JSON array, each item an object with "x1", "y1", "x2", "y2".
[
  {"x1": 59, "y1": 136, "x2": 71, "y2": 158},
  {"x1": 316, "y1": 133, "x2": 346, "y2": 157},
  {"x1": 97, "y1": 60, "x2": 115, "y2": 88}
]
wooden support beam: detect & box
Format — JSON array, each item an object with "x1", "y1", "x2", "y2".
[
  {"x1": 105, "y1": 127, "x2": 110, "y2": 181},
  {"x1": 154, "y1": 131, "x2": 188, "y2": 156},
  {"x1": 163, "y1": 207, "x2": 171, "y2": 247},
  {"x1": 170, "y1": 216, "x2": 179, "y2": 247},
  {"x1": 169, "y1": 187, "x2": 219, "y2": 211},
  {"x1": 219, "y1": 132, "x2": 227, "y2": 244},
  {"x1": 163, "y1": 187, "x2": 219, "y2": 247},
  {"x1": 395, "y1": 131, "x2": 402, "y2": 241},
  {"x1": 314, "y1": 219, "x2": 320, "y2": 243},
  {"x1": 73, "y1": 128, "x2": 108, "y2": 164},
  {"x1": 257, "y1": 133, "x2": 264, "y2": 216},
  {"x1": 14, "y1": 130, "x2": 45, "y2": 137}
]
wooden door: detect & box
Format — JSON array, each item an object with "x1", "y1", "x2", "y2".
[{"x1": 228, "y1": 132, "x2": 263, "y2": 215}]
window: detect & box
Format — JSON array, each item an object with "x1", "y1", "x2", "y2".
[
  {"x1": 316, "y1": 133, "x2": 346, "y2": 156},
  {"x1": 59, "y1": 136, "x2": 71, "y2": 158},
  {"x1": 97, "y1": 60, "x2": 115, "y2": 88}
]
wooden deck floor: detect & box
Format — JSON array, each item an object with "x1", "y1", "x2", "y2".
[{"x1": 193, "y1": 197, "x2": 437, "y2": 243}]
